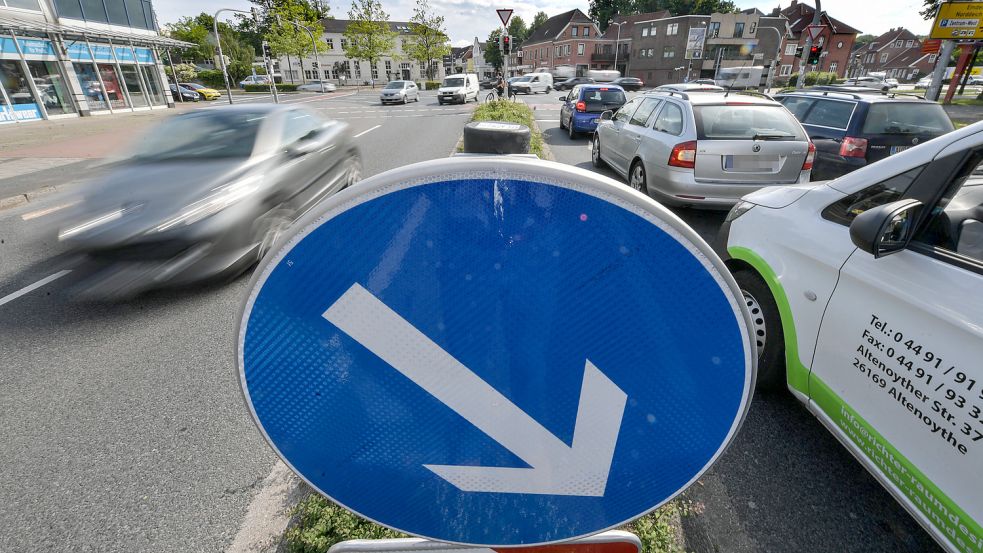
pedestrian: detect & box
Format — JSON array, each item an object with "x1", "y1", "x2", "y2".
[{"x1": 495, "y1": 72, "x2": 505, "y2": 99}]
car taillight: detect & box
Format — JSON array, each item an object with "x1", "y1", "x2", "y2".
[
  {"x1": 839, "y1": 136, "x2": 868, "y2": 158},
  {"x1": 802, "y1": 142, "x2": 816, "y2": 170},
  {"x1": 669, "y1": 141, "x2": 697, "y2": 169},
  {"x1": 576, "y1": 101, "x2": 586, "y2": 112}
]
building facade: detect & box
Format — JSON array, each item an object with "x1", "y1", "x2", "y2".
[
  {"x1": 277, "y1": 19, "x2": 446, "y2": 85},
  {"x1": 773, "y1": 0, "x2": 860, "y2": 78},
  {"x1": 518, "y1": 9, "x2": 604, "y2": 76},
  {"x1": 0, "y1": 0, "x2": 185, "y2": 124},
  {"x1": 850, "y1": 27, "x2": 936, "y2": 82},
  {"x1": 593, "y1": 11, "x2": 670, "y2": 76}
]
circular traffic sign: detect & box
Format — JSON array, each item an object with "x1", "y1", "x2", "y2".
[{"x1": 238, "y1": 157, "x2": 754, "y2": 546}]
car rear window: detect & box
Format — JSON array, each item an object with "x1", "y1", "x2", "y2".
[
  {"x1": 694, "y1": 104, "x2": 807, "y2": 141},
  {"x1": 862, "y1": 103, "x2": 954, "y2": 135},
  {"x1": 801, "y1": 99, "x2": 855, "y2": 129},
  {"x1": 582, "y1": 88, "x2": 626, "y2": 106}
]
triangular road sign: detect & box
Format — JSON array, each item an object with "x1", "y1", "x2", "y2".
[
  {"x1": 806, "y1": 24, "x2": 825, "y2": 42},
  {"x1": 497, "y1": 9, "x2": 513, "y2": 28}
]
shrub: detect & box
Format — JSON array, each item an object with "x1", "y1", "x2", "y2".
[
  {"x1": 197, "y1": 69, "x2": 225, "y2": 89},
  {"x1": 786, "y1": 71, "x2": 837, "y2": 87},
  {"x1": 422, "y1": 80, "x2": 441, "y2": 90},
  {"x1": 470, "y1": 100, "x2": 544, "y2": 158},
  {"x1": 244, "y1": 83, "x2": 299, "y2": 92}
]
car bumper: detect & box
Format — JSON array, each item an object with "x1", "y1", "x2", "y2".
[
  {"x1": 647, "y1": 167, "x2": 811, "y2": 210},
  {"x1": 380, "y1": 95, "x2": 404, "y2": 102},
  {"x1": 571, "y1": 113, "x2": 602, "y2": 132},
  {"x1": 438, "y1": 93, "x2": 464, "y2": 102}
]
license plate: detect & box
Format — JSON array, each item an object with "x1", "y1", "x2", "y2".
[
  {"x1": 890, "y1": 145, "x2": 911, "y2": 155},
  {"x1": 724, "y1": 155, "x2": 780, "y2": 172},
  {"x1": 591, "y1": 118, "x2": 599, "y2": 124}
]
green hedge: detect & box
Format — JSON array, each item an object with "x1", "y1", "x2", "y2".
[
  {"x1": 470, "y1": 100, "x2": 544, "y2": 158},
  {"x1": 419, "y1": 80, "x2": 441, "y2": 90},
  {"x1": 787, "y1": 71, "x2": 838, "y2": 87},
  {"x1": 244, "y1": 83, "x2": 299, "y2": 92},
  {"x1": 197, "y1": 69, "x2": 225, "y2": 89}
]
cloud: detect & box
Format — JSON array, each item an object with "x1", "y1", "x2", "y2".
[{"x1": 452, "y1": 39, "x2": 472, "y2": 47}]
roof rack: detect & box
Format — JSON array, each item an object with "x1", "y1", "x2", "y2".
[
  {"x1": 886, "y1": 91, "x2": 927, "y2": 100},
  {"x1": 735, "y1": 90, "x2": 775, "y2": 101},
  {"x1": 650, "y1": 89, "x2": 689, "y2": 100}
]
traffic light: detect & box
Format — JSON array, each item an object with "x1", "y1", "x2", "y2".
[
  {"x1": 502, "y1": 35, "x2": 512, "y2": 55},
  {"x1": 312, "y1": 61, "x2": 319, "y2": 69},
  {"x1": 250, "y1": 6, "x2": 260, "y2": 24},
  {"x1": 262, "y1": 41, "x2": 273, "y2": 61},
  {"x1": 794, "y1": 45, "x2": 804, "y2": 58},
  {"x1": 808, "y1": 45, "x2": 822, "y2": 65}
]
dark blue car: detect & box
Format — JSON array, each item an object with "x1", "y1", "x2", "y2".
[{"x1": 559, "y1": 84, "x2": 627, "y2": 139}]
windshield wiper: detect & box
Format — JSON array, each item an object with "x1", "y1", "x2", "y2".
[{"x1": 752, "y1": 133, "x2": 792, "y2": 140}]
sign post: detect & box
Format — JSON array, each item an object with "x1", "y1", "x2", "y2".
[{"x1": 238, "y1": 158, "x2": 755, "y2": 546}]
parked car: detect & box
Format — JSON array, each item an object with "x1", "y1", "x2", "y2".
[
  {"x1": 480, "y1": 78, "x2": 497, "y2": 89},
  {"x1": 380, "y1": 80, "x2": 419, "y2": 104},
  {"x1": 884, "y1": 78, "x2": 900, "y2": 88},
  {"x1": 775, "y1": 88, "x2": 954, "y2": 180},
  {"x1": 587, "y1": 69, "x2": 620, "y2": 82},
  {"x1": 969, "y1": 75, "x2": 983, "y2": 86},
  {"x1": 554, "y1": 77, "x2": 595, "y2": 91},
  {"x1": 179, "y1": 82, "x2": 221, "y2": 100},
  {"x1": 239, "y1": 75, "x2": 272, "y2": 88},
  {"x1": 656, "y1": 83, "x2": 725, "y2": 92},
  {"x1": 915, "y1": 76, "x2": 933, "y2": 88},
  {"x1": 297, "y1": 80, "x2": 338, "y2": 93},
  {"x1": 844, "y1": 76, "x2": 892, "y2": 92},
  {"x1": 691, "y1": 79, "x2": 718, "y2": 86},
  {"x1": 559, "y1": 84, "x2": 627, "y2": 138},
  {"x1": 169, "y1": 83, "x2": 200, "y2": 102},
  {"x1": 611, "y1": 77, "x2": 644, "y2": 91},
  {"x1": 51, "y1": 105, "x2": 361, "y2": 298},
  {"x1": 437, "y1": 73, "x2": 479, "y2": 104},
  {"x1": 718, "y1": 120, "x2": 983, "y2": 553},
  {"x1": 510, "y1": 72, "x2": 553, "y2": 94},
  {"x1": 592, "y1": 90, "x2": 813, "y2": 209}
]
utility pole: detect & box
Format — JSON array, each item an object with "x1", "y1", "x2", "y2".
[
  {"x1": 795, "y1": 0, "x2": 821, "y2": 89},
  {"x1": 214, "y1": 7, "x2": 261, "y2": 104},
  {"x1": 611, "y1": 21, "x2": 625, "y2": 75}
]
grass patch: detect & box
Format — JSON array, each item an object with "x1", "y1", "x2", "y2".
[
  {"x1": 285, "y1": 494, "x2": 687, "y2": 553},
  {"x1": 469, "y1": 100, "x2": 545, "y2": 158},
  {"x1": 947, "y1": 98, "x2": 983, "y2": 106}
]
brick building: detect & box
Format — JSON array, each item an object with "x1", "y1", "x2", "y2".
[
  {"x1": 592, "y1": 11, "x2": 671, "y2": 75},
  {"x1": 773, "y1": 0, "x2": 860, "y2": 78},
  {"x1": 850, "y1": 27, "x2": 937, "y2": 82},
  {"x1": 518, "y1": 9, "x2": 604, "y2": 76}
]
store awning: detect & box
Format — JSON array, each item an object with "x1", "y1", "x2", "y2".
[{"x1": 0, "y1": 14, "x2": 194, "y2": 49}]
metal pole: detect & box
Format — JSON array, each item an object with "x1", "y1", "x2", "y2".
[
  {"x1": 213, "y1": 9, "x2": 235, "y2": 104},
  {"x1": 165, "y1": 49, "x2": 183, "y2": 102},
  {"x1": 795, "y1": 0, "x2": 821, "y2": 89},
  {"x1": 612, "y1": 22, "x2": 623, "y2": 74},
  {"x1": 294, "y1": 20, "x2": 324, "y2": 93},
  {"x1": 927, "y1": 40, "x2": 955, "y2": 102},
  {"x1": 759, "y1": 26, "x2": 783, "y2": 92}
]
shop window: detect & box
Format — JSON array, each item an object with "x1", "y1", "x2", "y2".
[
  {"x1": 97, "y1": 64, "x2": 127, "y2": 109},
  {"x1": 140, "y1": 65, "x2": 164, "y2": 105},
  {"x1": 53, "y1": 0, "x2": 84, "y2": 19},
  {"x1": 0, "y1": 60, "x2": 43, "y2": 122},
  {"x1": 106, "y1": 0, "x2": 128, "y2": 26},
  {"x1": 80, "y1": 0, "x2": 109, "y2": 23},
  {"x1": 73, "y1": 63, "x2": 109, "y2": 111},
  {"x1": 25, "y1": 61, "x2": 76, "y2": 115},
  {"x1": 119, "y1": 65, "x2": 147, "y2": 107}
]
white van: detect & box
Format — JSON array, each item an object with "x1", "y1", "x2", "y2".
[
  {"x1": 587, "y1": 70, "x2": 621, "y2": 83},
  {"x1": 511, "y1": 73, "x2": 553, "y2": 94},
  {"x1": 437, "y1": 73, "x2": 479, "y2": 104}
]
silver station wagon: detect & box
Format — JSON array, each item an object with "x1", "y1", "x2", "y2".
[{"x1": 592, "y1": 90, "x2": 815, "y2": 209}]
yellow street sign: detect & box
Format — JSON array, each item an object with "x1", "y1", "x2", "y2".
[{"x1": 931, "y1": 1, "x2": 983, "y2": 39}]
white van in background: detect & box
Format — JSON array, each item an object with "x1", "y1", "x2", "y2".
[
  {"x1": 588, "y1": 70, "x2": 620, "y2": 83},
  {"x1": 511, "y1": 73, "x2": 554, "y2": 94},
  {"x1": 437, "y1": 73, "x2": 479, "y2": 104}
]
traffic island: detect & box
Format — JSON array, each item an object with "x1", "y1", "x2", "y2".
[{"x1": 456, "y1": 101, "x2": 551, "y2": 159}]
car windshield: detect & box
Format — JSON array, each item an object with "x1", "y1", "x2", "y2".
[
  {"x1": 583, "y1": 89, "x2": 626, "y2": 106},
  {"x1": 443, "y1": 78, "x2": 464, "y2": 87},
  {"x1": 126, "y1": 111, "x2": 266, "y2": 161},
  {"x1": 514, "y1": 77, "x2": 531, "y2": 82},
  {"x1": 694, "y1": 104, "x2": 808, "y2": 141},
  {"x1": 182, "y1": 83, "x2": 202, "y2": 89},
  {"x1": 862, "y1": 103, "x2": 954, "y2": 135},
  {"x1": 385, "y1": 82, "x2": 405, "y2": 89}
]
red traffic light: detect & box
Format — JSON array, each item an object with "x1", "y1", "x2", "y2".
[{"x1": 810, "y1": 46, "x2": 819, "y2": 53}]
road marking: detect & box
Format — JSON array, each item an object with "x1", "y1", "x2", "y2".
[
  {"x1": 354, "y1": 124, "x2": 381, "y2": 138},
  {"x1": 20, "y1": 201, "x2": 78, "y2": 221},
  {"x1": 0, "y1": 158, "x2": 86, "y2": 178},
  {"x1": 0, "y1": 270, "x2": 71, "y2": 307},
  {"x1": 227, "y1": 460, "x2": 304, "y2": 553}
]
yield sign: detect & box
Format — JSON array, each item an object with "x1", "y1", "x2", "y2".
[
  {"x1": 497, "y1": 8, "x2": 513, "y2": 28},
  {"x1": 806, "y1": 24, "x2": 825, "y2": 42}
]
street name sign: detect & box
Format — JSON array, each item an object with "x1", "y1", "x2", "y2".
[
  {"x1": 238, "y1": 157, "x2": 754, "y2": 546},
  {"x1": 497, "y1": 9, "x2": 513, "y2": 28}
]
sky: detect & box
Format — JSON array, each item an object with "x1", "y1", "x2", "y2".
[{"x1": 155, "y1": 0, "x2": 933, "y2": 47}]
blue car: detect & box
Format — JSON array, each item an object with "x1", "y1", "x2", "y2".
[{"x1": 559, "y1": 84, "x2": 627, "y2": 139}]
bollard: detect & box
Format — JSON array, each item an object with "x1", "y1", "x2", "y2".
[{"x1": 462, "y1": 121, "x2": 531, "y2": 155}]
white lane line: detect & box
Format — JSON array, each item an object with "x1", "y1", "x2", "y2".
[
  {"x1": 354, "y1": 124, "x2": 381, "y2": 138},
  {"x1": 0, "y1": 269, "x2": 71, "y2": 307},
  {"x1": 21, "y1": 201, "x2": 78, "y2": 221}
]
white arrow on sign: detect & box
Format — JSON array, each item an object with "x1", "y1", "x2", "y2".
[
  {"x1": 323, "y1": 283, "x2": 627, "y2": 497},
  {"x1": 497, "y1": 8, "x2": 513, "y2": 28}
]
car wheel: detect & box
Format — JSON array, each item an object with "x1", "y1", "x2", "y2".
[
  {"x1": 559, "y1": 114, "x2": 566, "y2": 130},
  {"x1": 733, "y1": 269, "x2": 786, "y2": 392},
  {"x1": 438, "y1": 100, "x2": 443, "y2": 105},
  {"x1": 546, "y1": 86, "x2": 552, "y2": 93},
  {"x1": 343, "y1": 155, "x2": 362, "y2": 189},
  {"x1": 568, "y1": 117, "x2": 577, "y2": 139},
  {"x1": 592, "y1": 134, "x2": 605, "y2": 168},
  {"x1": 628, "y1": 160, "x2": 648, "y2": 195}
]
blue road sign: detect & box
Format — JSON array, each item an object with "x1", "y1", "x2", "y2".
[{"x1": 238, "y1": 158, "x2": 753, "y2": 547}]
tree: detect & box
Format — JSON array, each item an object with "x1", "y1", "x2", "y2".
[
  {"x1": 855, "y1": 34, "x2": 877, "y2": 49},
  {"x1": 529, "y1": 11, "x2": 549, "y2": 36},
  {"x1": 920, "y1": 0, "x2": 941, "y2": 20},
  {"x1": 166, "y1": 13, "x2": 256, "y2": 82},
  {"x1": 407, "y1": 0, "x2": 451, "y2": 81},
  {"x1": 589, "y1": 0, "x2": 632, "y2": 33},
  {"x1": 506, "y1": 15, "x2": 528, "y2": 41},
  {"x1": 266, "y1": 0, "x2": 328, "y2": 83},
  {"x1": 484, "y1": 29, "x2": 503, "y2": 71},
  {"x1": 631, "y1": 0, "x2": 738, "y2": 16},
  {"x1": 344, "y1": 0, "x2": 397, "y2": 86}
]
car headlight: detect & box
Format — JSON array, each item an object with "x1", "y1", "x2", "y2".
[
  {"x1": 152, "y1": 175, "x2": 261, "y2": 233},
  {"x1": 724, "y1": 200, "x2": 755, "y2": 223}
]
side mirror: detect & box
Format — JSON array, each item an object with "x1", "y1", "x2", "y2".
[
  {"x1": 559, "y1": 95, "x2": 568, "y2": 102},
  {"x1": 287, "y1": 130, "x2": 326, "y2": 157},
  {"x1": 850, "y1": 199, "x2": 923, "y2": 258},
  {"x1": 600, "y1": 110, "x2": 614, "y2": 121}
]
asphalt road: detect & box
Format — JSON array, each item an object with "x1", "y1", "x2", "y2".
[
  {"x1": 0, "y1": 89, "x2": 472, "y2": 552},
  {"x1": 0, "y1": 87, "x2": 946, "y2": 553},
  {"x1": 515, "y1": 89, "x2": 943, "y2": 553}
]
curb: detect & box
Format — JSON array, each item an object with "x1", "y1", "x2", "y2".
[{"x1": 0, "y1": 185, "x2": 63, "y2": 213}]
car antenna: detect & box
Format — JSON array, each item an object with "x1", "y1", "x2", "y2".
[{"x1": 724, "y1": 56, "x2": 752, "y2": 98}]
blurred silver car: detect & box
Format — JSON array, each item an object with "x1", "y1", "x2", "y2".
[
  {"x1": 380, "y1": 80, "x2": 419, "y2": 104},
  {"x1": 297, "y1": 80, "x2": 337, "y2": 92},
  {"x1": 53, "y1": 104, "x2": 360, "y2": 297},
  {"x1": 592, "y1": 90, "x2": 814, "y2": 209}
]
